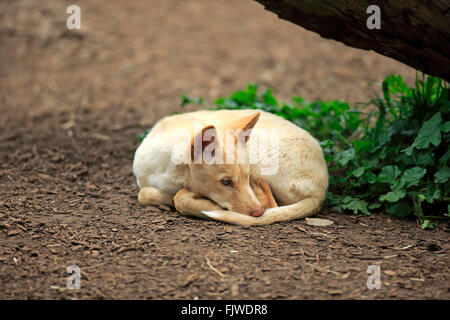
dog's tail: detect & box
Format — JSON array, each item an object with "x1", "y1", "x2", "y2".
[{"x1": 202, "y1": 196, "x2": 324, "y2": 227}]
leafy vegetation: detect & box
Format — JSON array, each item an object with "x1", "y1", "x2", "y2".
[
  {"x1": 326, "y1": 75, "x2": 449, "y2": 229},
  {"x1": 136, "y1": 129, "x2": 151, "y2": 143},
  {"x1": 145, "y1": 74, "x2": 450, "y2": 229}
]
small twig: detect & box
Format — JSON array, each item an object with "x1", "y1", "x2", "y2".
[
  {"x1": 116, "y1": 246, "x2": 137, "y2": 254},
  {"x1": 305, "y1": 262, "x2": 339, "y2": 275},
  {"x1": 83, "y1": 262, "x2": 107, "y2": 271},
  {"x1": 392, "y1": 244, "x2": 414, "y2": 251},
  {"x1": 206, "y1": 256, "x2": 226, "y2": 278},
  {"x1": 265, "y1": 256, "x2": 282, "y2": 262},
  {"x1": 94, "y1": 288, "x2": 109, "y2": 299},
  {"x1": 309, "y1": 232, "x2": 335, "y2": 238}
]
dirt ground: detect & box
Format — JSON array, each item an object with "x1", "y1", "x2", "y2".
[{"x1": 0, "y1": 0, "x2": 448, "y2": 300}]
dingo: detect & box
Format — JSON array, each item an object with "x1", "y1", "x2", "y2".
[{"x1": 133, "y1": 110, "x2": 328, "y2": 226}]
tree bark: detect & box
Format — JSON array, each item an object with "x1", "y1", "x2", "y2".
[{"x1": 254, "y1": 0, "x2": 450, "y2": 81}]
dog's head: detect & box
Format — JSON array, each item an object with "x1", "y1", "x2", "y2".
[{"x1": 187, "y1": 112, "x2": 265, "y2": 217}]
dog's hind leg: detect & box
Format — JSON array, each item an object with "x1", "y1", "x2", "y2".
[
  {"x1": 173, "y1": 188, "x2": 223, "y2": 220},
  {"x1": 138, "y1": 186, "x2": 173, "y2": 206}
]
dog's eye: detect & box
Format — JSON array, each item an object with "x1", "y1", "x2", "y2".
[{"x1": 221, "y1": 178, "x2": 232, "y2": 186}]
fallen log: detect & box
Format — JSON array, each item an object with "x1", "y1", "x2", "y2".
[{"x1": 254, "y1": 0, "x2": 450, "y2": 81}]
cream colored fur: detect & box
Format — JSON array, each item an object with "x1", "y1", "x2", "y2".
[{"x1": 133, "y1": 110, "x2": 328, "y2": 226}]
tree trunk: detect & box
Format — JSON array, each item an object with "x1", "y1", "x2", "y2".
[{"x1": 254, "y1": 0, "x2": 450, "y2": 81}]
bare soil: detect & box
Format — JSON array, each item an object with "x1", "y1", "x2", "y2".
[{"x1": 0, "y1": 0, "x2": 448, "y2": 299}]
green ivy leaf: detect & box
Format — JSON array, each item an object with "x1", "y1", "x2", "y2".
[
  {"x1": 421, "y1": 219, "x2": 437, "y2": 230},
  {"x1": 335, "y1": 148, "x2": 355, "y2": 166},
  {"x1": 352, "y1": 167, "x2": 365, "y2": 178},
  {"x1": 400, "y1": 167, "x2": 427, "y2": 188},
  {"x1": 377, "y1": 165, "x2": 401, "y2": 184},
  {"x1": 403, "y1": 153, "x2": 435, "y2": 167},
  {"x1": 370, "y1": 131, "x2": 390, "y2": 152},
  {"x1": 379, "y1": 189, "x2": 406, "y2": 202},
  {"x1": 386, "y1": 201, "x2": 412, "y2": 217},
  {"x1": 368, "y1": 203, "x2": 382, "y2": 210},
  {"x1": 261, "y1": 89, "x2": 278, "y2": 106},
  {"x1": 424, "y1": 186, "x2": 441, "y2": 203},
  {"x1": 415, "y1": 153, "x2": 434, "y2": 167},
  {"x1": 365, "y1": 172, "x2": 377, "y2": 184},
  {"x1": 403, "y1": 112, "x2": 442, "y2": 156},
  {"x1": 180, "y1": 94, "x2": 204, "y2": 107},
  {"x1": 353, "y1": 139, "x2": 371, "y2": 152},
  {"x1": 136, "y1": 129, "x2": 151, "y2": 143},
  {"x1": 362, "y1": 159, "x2": 379, "y2": 170},
  {"x1": 341, "y1": 197, "x2": 371, "y2": 215},
  {"x1": 441, "y1": 121, "x2": 450, "y2": 133},
  {"x1": 434, "y1": 167, "x2": 450, "y2": 183}
]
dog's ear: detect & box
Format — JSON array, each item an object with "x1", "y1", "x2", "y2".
[
  {"x1": 230, "y1": 112, "x2": 260, "y2": 143},
  {"x1": 234, "y1": 112, "x2": 260, "y2": 131},
  {"x1": 191, "y1": 125, "x2": 217, "y2": 163}
]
